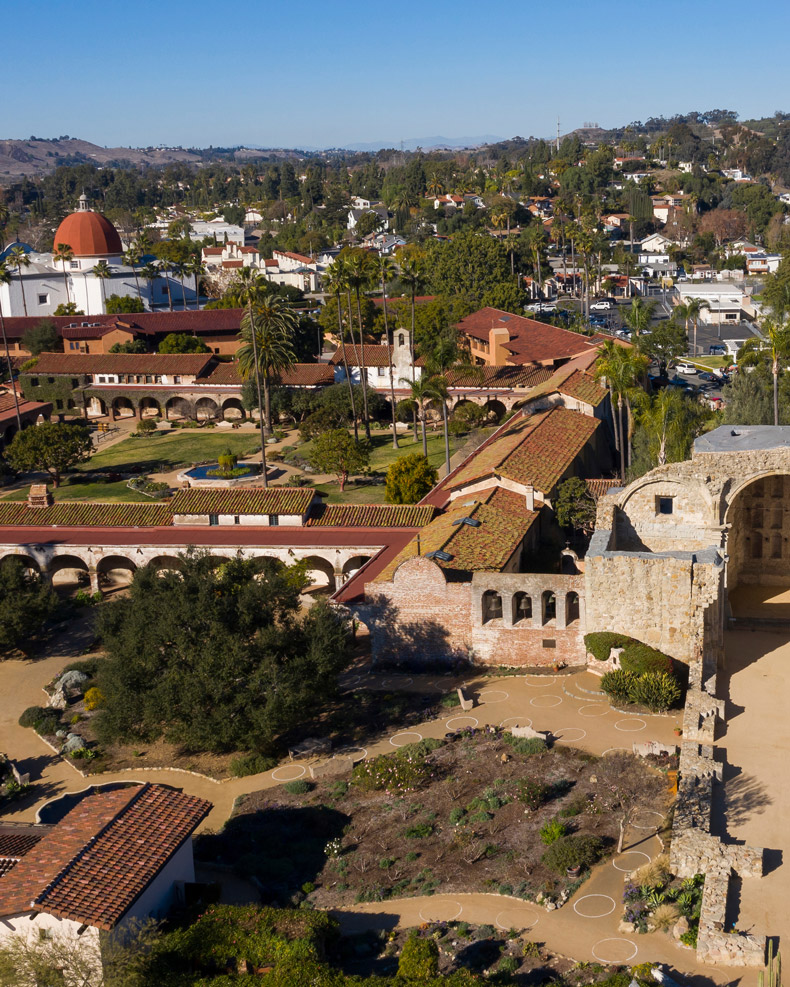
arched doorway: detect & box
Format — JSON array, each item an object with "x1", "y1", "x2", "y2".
[
  {"x1": 49, "y1": 554, "x2": 90, "y2": 594},
  {"x1": 222, "y1": 398, "x2": 246, "y2": 421},
  {"x1": 342, "y1": 555, "x2": 372, "y2": 581},
  {"x1": 726, "y1": 473, "x2": 790, "y2": 619},
  {"x1": 112, "y1": 396, "x2": 136, "y2": 420},
  {"x1": 147, "y1": 555, "x2": 184, "y2": 575},
  {"x1": 165, "y1": 397, "x2": 193, "y2": 421},
  {"x1": 0, "y1": 554, "x2": 40, "y2": 576},
  {"x1": 195, "y1": 397, "x2": 219, "y2": 421},
  {"x1": 139, "y1": 397, "x2": 162, "y2": 419},
  {"x1": 97, "y1": 555, "x2": 137, "y2": 592},
  {"x1": 302, "y1": 555, "x2": 337, "y2": 594},
  {"x1": 483, "y1": 399, "x2": 506, "y2": 422}
]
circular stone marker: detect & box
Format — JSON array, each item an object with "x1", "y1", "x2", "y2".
[
  {"x1": 530, "y1": 694, "x2": 562, "y2": 708},
  {"x1": 592, "y1": 938, "x2": 638, "y2": 963},
  {"x1": 445, "y1": 716, "x2": 478, "y2": 730},
  {"x1": 495, "y1": 907, "x2": 539, "y2": 931},
  {"x1": 271, "y1": 764, "x2": 306, "y2": 782},
  {"x1": 578, "y1": 703, "x2": 610, "y2": 717},
  {"x1": 382, "y1": 676, "x2": 413, "y2": 688},
  {"x1": 478, "y1": 689, "x2": 509, "y2": 704},
  {"x1": 334, "y1": 747, "x2": 367, "y2": 763},
  {"x1": 602, "y1": 747, "x2": 630, "y2": 755},
  {"x1": 523, "y1": 675, "x2": 557, "y2": 687},
  {"x1": 573, "y1": 894, "x2": 616, "y2": 918},
  {"x1": 500, "y1": 716, "x2": 532, "y2": 729},
  {"x1": 418, "y1": 900, "x2": 462, "y2": 923},
  {"x1": 389, "y1": 731, "x2": 423, "y2": 747},
  {"x1": 614, "y1": 718, "x2": 646, "y2": 732},
  {"x1": 553, "y1": 727, "x2": 587, "y2": 743},
  {"x1": 613, "y1": 850, "x2": 652, "y2": 873},
  {"x1": 631, "y1": 809, "x2": 664, "y2": 831}
]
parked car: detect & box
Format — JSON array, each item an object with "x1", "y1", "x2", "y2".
[
  {"x1": 590, "y1": 300, "x2": 614, "y2": 312},
  {"x1": 589, "y1": 315, "x2": 609, "y2": 327},
  {"x1": 675, "y1": 362, "x2": 698, "y2": 375},
  {"x1": 698, "y1": 372, "x2": 717, "y2": 382}
]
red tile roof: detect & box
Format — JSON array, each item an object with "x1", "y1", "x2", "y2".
[
  {"x1": 202, "y1": 247, "x2": 224, "y2": 255},
  {"x1": 169, "y1": 487, "x2": 315, "y2": 516},
  {"x1": 445, "y1": 365, "x2": 553, "y2": 389},
  {"x1": 0, "y1": 784, "x2": 211, "y2": 929},
  {"x1": 558, "y1": 370, "x2": 607, "y2": 407},
  {"x1": 307, "y1": 504, "x2": 435, "y2": 528},
  {"x1": 205, "y1": 362, "x2": 334, "y2": 387},
  {"x1": 447, "y1": 407, "x2": 600, "y2": 496},
  {"x1": 375, "y1": 486, "x2": 538, "y2": 582},
  {"x1": 222, "y1": 260, "x2": 243, "y2": 269},
  {"x1": 456, "y1": 308, "x2": 597, "y2": 365},
  {"x1": 586, "y1": 478, "x2": 620, "y2": 500},
  {"x1": 27, "y1": 353, "x2": 215, "y2": 376},
  {"x1": 0, "y1": 311, "x2": 245, "y2": 343},
  {"x1": 328, "y1": 344, "x2": 392, "y2": 368},
  {"x1": 0, "y1": 501, "x2": 173, "y2": 527},
  {"x1": 274, "y1": 250, "x2": 314, "y2": 265},
  {"x1": 0, "y1": 829, "x2": 47, "y2": 860}
]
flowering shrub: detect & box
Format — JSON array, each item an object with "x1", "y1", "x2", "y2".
[
  {"x1": 83, "y1": 687, "x2": 105, "y2": 711},
  {"x1": 352, "y1": 741, "x2": 441, "y2": 794}
]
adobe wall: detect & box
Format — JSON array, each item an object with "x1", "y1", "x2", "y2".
[{"x1": 359, "y1": 557, "x2": 587, "y2": 668}]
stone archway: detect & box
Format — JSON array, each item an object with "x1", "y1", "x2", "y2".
[
  {"x1": 725, "y1": 472, "x2": 790, "y2": 619},
  {"x1": 195, "y1": 397, "x2": 219, "y2": 421},
  {"x1": 165, "y1": 397, "x2": 193, "y2": 421},
  {"x1": 49, "y1": 554, "x2": 91, "y2": 593},
  {"x1": 112, "y1": 396, "x2": 136, "y2": 420},
  {"x1": 483, "y1": 398, "x2": 506, "y2": 422},
  {"x1": 139, "y1": 397, "x2": 162, "y2": 419},
  {"x1": 342, "y1": 555, "x2": 372, "y2": 581},
  {"x1": 97, "y1": 555, "x2": 137, "y2": 591},
  {"x1": 302, "y1": 555, "x2": 337, "y2": 593},
  {"x1": 221, "y1": 398, "x2": 246, "y2": 421}
]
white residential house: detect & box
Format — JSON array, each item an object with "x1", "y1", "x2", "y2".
[
  {"x1": 676, "y1": 281, "x2": 749, "y2": 325},
  {"x1": 347, "y1": 206, "x2": 390, "y2": 232},
  {"x1": 639, "y1": 233, "x2": 673, "y2": 253},
  {"x1": 746, "y1": 252, "x2": 783, "y2": 275}
]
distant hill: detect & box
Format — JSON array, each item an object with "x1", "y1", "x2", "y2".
[
  {"x1": 335, "y1": 135, "x2": 506, "y2": 153},
  {"x1": 0, "y1": 138, "x2": 314, "y2": 180}
]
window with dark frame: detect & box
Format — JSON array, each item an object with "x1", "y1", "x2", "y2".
[{"x1": 657, "y1": 496, "x2": 674, "y2": 515}]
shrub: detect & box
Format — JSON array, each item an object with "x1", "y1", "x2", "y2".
[
  {"x1": 502, "y1": 734, "x2": 548, "y2": 756},
  {"x1": 584, "y1": 631, "x2": 631, "y2": 661},
  {"x1": 441, "y1": 692, "x2": 461, "y2": 708},
  {"x1": 559, "y1": 795, "x2": 587, "y2": 818},
  {"x1": 83, "y1": 687, "x2": 105, "y2": 711},
  {"x1": 679, "y1": 926, "x2": 698, "y2": 948},
  {"x1": 629, "y1": 672, "x2": 682, "y2": 712},
  {"x1": 34, "y1": 711, "x2": 61, "y2": 736},
  {"x1": 601, "y1": 669, "x2": 637, "y2": 705},
  {"x1": 353, "y1": 748, "x2": 431, "y2": 793},
  {"x1": 135, "y1": 418, "x2": 157, "y2": 435},
  {"x1": 540, "y1": 819, "x2": 568, "y2": 846},
  {"x1": 19, "y1": 706, "x2": 49, "y2": 729},
  {"x1": 229, "y1": 753, "x2": 277, "y2": 778},
  {"x1": 62, "y1": 658, "x2": 99, "y2": 679},
  {"x1": 620, "y1": 643, "x2": 674, "y2": 677},
  {"x1": 398, "y1": 934, "x2": 439, "y2": 979},
  {"x1": 498, "y1": 956, "x2": 519, "y2": 974},
  {"x1": 404, "y1": 823, "x2": 433, "y2": 839},
  {"x1": 541, "y1": 834, "x2": 604, "y2": 874},
  {"x1": 651, "y1": 903, "x2": 680, "y2": 931},
  {"x1": 449, "y1": 807, "x2": 465, "y2": 825},
  {"x1": 284, "y1": 779, "x2": 312, "y2": 795},
  {"x1": 515, "y1": 779, "x2": 550, "y2": 810}
]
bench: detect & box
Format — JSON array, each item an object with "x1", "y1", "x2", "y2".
[{"x1": 457, "y1": 687, "x2": 474, "y2": 711}]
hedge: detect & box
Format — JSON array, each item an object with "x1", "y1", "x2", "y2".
[
  {"x1": 584, "y1": 632, "x2": 674, "y2": 676},
  {"x1": 601, "y1": 669, "x2": 682, "y2": 712},
  {"x1": 542, "y1": 834, "x2": 604, "y2": 873}
]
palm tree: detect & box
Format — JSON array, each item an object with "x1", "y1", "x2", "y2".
[
  {"x1": 140, "y1": 263, "x2": 159, "y2": 311},
  {"x1": 53, "y1": 243, "x2": 74, "y2": 306},
  {"x1": 232, "y1": 268, "x2": 279, "y2": 486},
  {"x1": 344, "y1": 248, "x2": 376, "y2": 440},
  {"x1": 686, "y1": 298, "x2": 710, "y2": 359},
  {"x1": 237, "y1": 295, "x2": 297, "y2": 435},
  {"x1": 123, "y1": 245, "x2": 142, "y2": 303},
  {"x1": 424, "y1": 342, "x2": 484, "y2": 475},
  {"x1": 378, "y1": 254, "x2": 400, "y2": 449},
  {"x1": 7, "y1": 245, "x2": 30, "y2": 316},
  {"x1": 594, "y1": 341, "x2": 649, "y2": 481},
  {"x1": 740, "y1": 317, "x2": 790, "y2": 426},
  {"x1": 91, "y1": 260, "x2": 112, "y2": 311},
  {"x1": 172, "y1": 261, "x2": 189, "y2": 310},
  {"x1": 189, "y1": 256, "x2": 205, "y2": 310},
  {"x1": 622, "y1": 297, "x2": 654, "y2": 338},
  {"x1": 400, "y1": 373, "x2": 443, "y2": 457},
  {"x1": 323, "y1": 261, "x2": 358, "y2": 441},
  {"x1": 0, "y1": 261, "x2": 22, "y2": 431},
  {"x1": 157, "y1": 258, "x2": 174, "y2": 311}
]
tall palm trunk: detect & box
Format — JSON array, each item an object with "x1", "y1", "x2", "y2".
[
  {"x1": 17, "y1": 272, "x2": 27, "y2": 317},
  {"x1": 336, "y1": 293, "x2": 358, "y2": 441},
  {"x1": 381, "y1": 273, "x2": 399, "y2": 449},
  {"x1": 773, "y1": 357, "x2": 780, "y2": 427},
  {"x1": 441, "y1": 397, "x2": 451, "y2": 475},
  {"x1": 616, "y1": 393, "x2": 626, "y2": 482},
  {"x1": 62, "y1": 268, "x2": 70, "y2": 305},
  {"x1": 354, "y1": 287, "x2": 371, "y2": 440},
  {"x1": 248, "y1": 300, "x2": 268, "y2": 487},
  {"x1": 164, "y1": 269, "x2": 173, "y2": 311},
  {"x1": 410, "y1": 290, "x2": 418, "y2": 442}
]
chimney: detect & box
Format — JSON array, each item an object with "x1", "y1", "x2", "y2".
[
  {"x1": 28, "y1": 484, "x2": 53, "y2": 508},
  {"x1": 489, "y1": 326, "x2": 510, "y2": 364}
]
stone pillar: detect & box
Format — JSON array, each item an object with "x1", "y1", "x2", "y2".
[
  {"x1": 502, "y1": 593, "x2": 514, "y2": 628},
  {"x1": 333, "y1": 570, "x2": 343, "y2": 592},
  {"x1": 88, "y1": 568, "x2": 101, "y2": 595},
  {"x1": 555, "y1": 592, "x2": 567, "y2": 630}
]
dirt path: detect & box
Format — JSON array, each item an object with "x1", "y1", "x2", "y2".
[{"x1": 0, "y1": 651, "x2": 728, "y2": 975}]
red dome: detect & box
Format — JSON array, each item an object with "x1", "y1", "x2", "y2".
[{"x1": 53, "y1": 210, "x2": 123, "y2": 258}]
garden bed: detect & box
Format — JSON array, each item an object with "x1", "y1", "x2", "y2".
[{"x1": 200, "y1": 730, "x2": 667, "y2": 909}]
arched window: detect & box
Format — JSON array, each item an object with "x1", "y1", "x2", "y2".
[
  {"x1": 482, "y1": 590, "x2": 503, "y2": 623},
  {"x1": 398, "y1": 332, "x2": 405, "y2": 347},
  {"x1": 512, "y1": 592, "x2": 532, "y2": 624},
  {"x1": 566, "y1": 592, "x2": 580, "y2": 625},
  {"x1": 542, "y1": 590, "x2": 556, "y2": 625}
]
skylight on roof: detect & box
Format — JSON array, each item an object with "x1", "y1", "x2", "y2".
[
  {"x1": 425, "y1": 550, "x2": 453, "y2": 562},
  {"x1": 452, "y1": 517, "x2": 481, "y2": 527}
]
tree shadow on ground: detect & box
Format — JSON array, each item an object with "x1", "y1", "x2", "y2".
[
  {"x1": 360, "y1": 595, "x2": 472, "y2": 671},
  {"x1": 711, "y1": 760, "x2": 773, "y2": 837},
  {"x1": 195, "y1": 804, "x2": 350, "y2": 905}
]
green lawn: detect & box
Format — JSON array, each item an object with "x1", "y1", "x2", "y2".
[
  {"x1": 1, "y1": 480, "x2": 152, "y2": 503},
  {"x1": 690, "y1": 355, "x2": 730, "y2": 370},
  {"x1": 294, "y1": 428, "x2": 459, "y2": 476},
  {"x1": 80, "y1": 431, "x2": 264, "y2": 475}
]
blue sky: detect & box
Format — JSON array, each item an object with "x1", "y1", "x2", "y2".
[{"x1": 8, "y1": 0, "x2": 790, "y2": 149}]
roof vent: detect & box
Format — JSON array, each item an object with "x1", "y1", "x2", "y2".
[
  {"x1": 460, "y1": 499, "x2": 476, "y2": 507},
  {"x1": 452, "y1": 517, "x2": 480, "y2": 527},
  {"x1": 425, "y1": 550, "x2": 453, "y2": 562}
]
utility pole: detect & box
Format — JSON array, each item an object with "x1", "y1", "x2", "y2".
[{"x1": 556, "y1": 117, "x2": 561, "y2": 152}]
